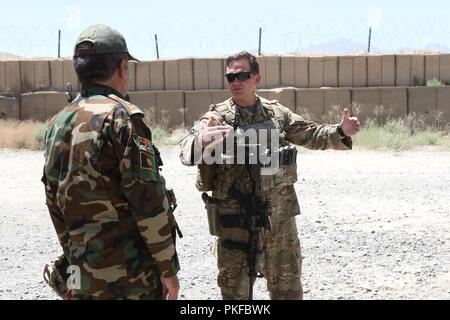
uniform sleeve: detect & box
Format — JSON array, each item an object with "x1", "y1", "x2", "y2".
[
  {"x1": 283, "y1": 106, "x2": 352, "y2": 150},
  {"x1": 108, "y1": 110, "x2": 179, "y2": 278},
  {"x1": 42, "y1": 172, "x2": 71, "y2": 256},
  {"x1": 179, "y1": 109, "x2": 224, "y2": 166}
]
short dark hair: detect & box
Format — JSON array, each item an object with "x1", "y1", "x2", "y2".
[
  {"x1": 74, "y1": 52, "x2": 128, "y2": 85},
  {"x1": 225, "y1": 51, "x2": 259, "y2": 75}
]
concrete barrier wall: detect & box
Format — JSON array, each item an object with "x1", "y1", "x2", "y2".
[
  {"x1": 425, "y1": 55, "x2": 440, "y2": 82},
  {"x1": 381, "y1": 55, "x2": 396, "y2": 86},
  {"x1": 408, "y1": 87, "x2": 437, "y2": 124},
  {"x1": 6, "y1": 86, "x2": 449, "y2": 126},
  {"x1": 439, "y1": 54, "x2": 450, "y2": 84},
  {"x1": 368, "y1": 56, "x2": 382, "y2": 87},
  {"x1": 0, "y1": 95, "x2": 20, "y2": 119},
  {"x1": 20, "y1": 92, "x2": 67, "y2": 121},
  {"x1": 2, "y1": 55, "x2": 450, "y2": 126},
  {"x1": 1, "y1": 61, "x2": 21, "y2": 93},
  {"x1": 324, "y1": 88, "x2": 351, "y2": 115},
  {"x1": 437, "y1": 86, "x2": 450, "y2": 123},
  {"x1": 352, "y1": 56, "x2": 367, "y2": 87},
  {"x1": 281, "y1": 57, "x2": 295, "y2": 86},
  {"x1": 128, "y1": 91, "x2": 157, "y2": 121},
  {"x1": 338, "y1": 56, "x2": 353, "y2": 87},
  {"x1": 309, "y1": 57, "x2": 324, "y2": 88},
  {"x1": 4, "y1": 54, "x2": 450, "y2": 96},
  {"x1": 324, "y1": 57, "x2": 338, "y2": 87},
  {"x1": 396, "y1": 55, "x2": 411, "y2": 86},
  {"x1": 129, "y1": 90, "x2": 185, "y2": 128},
  {"x1": 352, "y1": 88, "x2": 382, "y2": 122},
  {"x1": 380, "y1": 87, "x2": 408, "y2": 119},
  {"x1": 411, "y1": 55, "x2": 425, "y2": 86},
  {"x1": 296, "y1": 89, "x2": 324, "y2": 120}
]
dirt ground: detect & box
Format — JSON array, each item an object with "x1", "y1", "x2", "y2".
[{"x1": 0, "y1": 146, "x2": 449, "y2": 300}]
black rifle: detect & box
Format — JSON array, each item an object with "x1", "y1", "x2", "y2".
[{"x1": 225, "y1": 112, "x2": 272, "y2": 300}]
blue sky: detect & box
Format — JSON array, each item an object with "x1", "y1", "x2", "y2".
[{"x1": 1, "y1": 0, "x2": 449, "y2": 59}]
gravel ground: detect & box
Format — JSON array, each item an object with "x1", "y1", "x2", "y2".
[{"x1": 0, "y1": 146, "x2": 449, "y2": 300}]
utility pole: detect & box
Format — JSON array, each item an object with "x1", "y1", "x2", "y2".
[
  {"x1": 258, "y1": 27, "x2": 262, "y2": 56},
  {"x1": 367, "y1": 27, "x2": 372, "y2": 53},
  {"x1": 58, "y1": 30, "x2": 61, "y2": 58},
  {"x1": 155, "y1": 34, "x2": 160, "y2": 59}
]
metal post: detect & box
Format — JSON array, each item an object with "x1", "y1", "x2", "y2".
[
  {"x1": 368, "y1": 27, "x2": 372, "y2": 53},
  {"x1": 258, "y1": 27, "x2": 262, "y2": 56},
  {"x1": 155, "y1": 34, "x2": 160, "y2": 60},
  {"x1": 58, "y1": 30, "x2": 61, "y2": 58}
]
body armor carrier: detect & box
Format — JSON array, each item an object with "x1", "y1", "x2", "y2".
[{"x1": 201, "y1": 97, "x2": 299, "y2": 236}]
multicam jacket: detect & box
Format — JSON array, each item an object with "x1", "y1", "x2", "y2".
[
  {"x1": 180, "y1": 96, "x2": 352, "y2": 204},
  {"x1": 42, "y1": 85, "x2": 179, "y2": 299}
]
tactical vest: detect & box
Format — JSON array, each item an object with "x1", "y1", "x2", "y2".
[{"x1": 198, "y1": 96, "x2": 298, "y2": 200}]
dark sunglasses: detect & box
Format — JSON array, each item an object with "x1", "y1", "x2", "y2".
[{"x1": 225, "y1": 71, "x2": 253, "y2": 82}]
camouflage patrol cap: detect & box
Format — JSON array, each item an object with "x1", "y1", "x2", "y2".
[{"x1": 74, "y1": 24, "x2": 139, "y2": 61}]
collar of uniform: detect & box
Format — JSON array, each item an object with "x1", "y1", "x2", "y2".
[
  {"x1": 231, "y1": 96, "x2": 267, "y2": 115},
  {"x1": 231, "y1": 96, "x2": 269, "y2": 125},
  {"x1": 81, "y1": 84, "x2": 126, "y2": 100},
  {"x1": 255, "y1": 96, "x2": 270, "y2": 118}
]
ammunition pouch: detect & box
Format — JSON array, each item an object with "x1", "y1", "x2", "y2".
[
  {"x1": 261, "y1": 145, "x2": 298, "y2": 191},
  {"x1": 261, "y1": 163, "x2": 298, "y2": 191},
  {"x1": 43, "y1": 254, "x2": 71, "y2": 300}
]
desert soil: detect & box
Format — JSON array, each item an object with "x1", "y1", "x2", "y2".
[{"x1": 0, "y1": 146, "x2": 449, "y2": 300}]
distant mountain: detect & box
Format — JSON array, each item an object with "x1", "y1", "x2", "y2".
[
  {"x1": 425, "y1": 43, "x2": 449, "y2": 52},
  {"x1": 392, "y1": 45, "x2": 449, "y2": 54},
  {"x1": 291, "y1": 39, "x2": 449, "y2": 55},
  {"x1": 294, "y1": 39, "x2": 381, "y2": 55},
  {"x1": 0, "y1": 52, "x2": 22, "y2": 59}
]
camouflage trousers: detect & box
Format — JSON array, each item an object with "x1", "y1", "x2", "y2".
[{"x1": 215, "y1": 185, "x2": 303, "y2": 300}]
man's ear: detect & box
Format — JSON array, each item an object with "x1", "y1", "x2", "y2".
[
  {"x1": 254, "y1": 73, "x2": 261, "y2": 86},
  {"x1": 118, "y1": 59, "x2": 128, "y2": 80}
]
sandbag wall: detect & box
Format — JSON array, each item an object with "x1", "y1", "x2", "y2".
[{"x1": 1, "y1": 54, "x2": 450, "y2": 127}]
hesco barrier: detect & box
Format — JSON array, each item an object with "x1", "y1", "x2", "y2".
[
  {"x1": 2, "y1": 54, "x2": 450, "y2": 94},
  {"x1": 2, "y1": 86, "x2": 449, "y2": 128},
  {"x1": 0, "y1": 54, "x2": 449, "y2": 127}
]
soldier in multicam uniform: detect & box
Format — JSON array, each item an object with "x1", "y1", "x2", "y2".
[
  {"x1": 42, "y1": 25, "x2": 180, "y2": 300},
  {"x1": 179, "y1": 51, "x2": 361, "y2": 300}
]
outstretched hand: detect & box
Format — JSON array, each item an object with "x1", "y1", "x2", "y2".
[
  {"x1": 198, "y1": 117, "x2": 232, "y2": 148},
  {"x1": 340, "y1": 108, "x2": 361, "y2": 137}
]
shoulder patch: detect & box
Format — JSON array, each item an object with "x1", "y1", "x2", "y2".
[{"x1": 134, "y1": 136, "x2": 157, "y2": 173}]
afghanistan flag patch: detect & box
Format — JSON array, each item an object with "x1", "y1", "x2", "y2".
[{"x1": 135, "y1": 136, "x2": 156, "y2": 172}]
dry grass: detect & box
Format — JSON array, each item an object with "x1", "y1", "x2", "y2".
[
  {"x1": 0, "y1": 120, "x2": 46, "y2": 150},
  {"x1": 0, "y1": 118, "x2": 187, "y2": 150}
]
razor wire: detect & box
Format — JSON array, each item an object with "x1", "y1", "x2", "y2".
[{"x1": 1, "y1": 20, "x2": 450, "y2": 61}]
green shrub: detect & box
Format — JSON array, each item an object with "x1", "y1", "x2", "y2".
[
  {"x1": 426, "y1": 78, "x2": 446, "y2": 87},
  {"x1": 354, "y1": 117, "x2": 449, "y2": 151}
]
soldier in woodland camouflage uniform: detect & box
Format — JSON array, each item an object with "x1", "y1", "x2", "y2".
[
  {"x1": 179, "y1": 51, "x2": 361, "y2": 300},
  {"x1": 42, "y1": 25, "x2": 180, "y2": 300}
]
